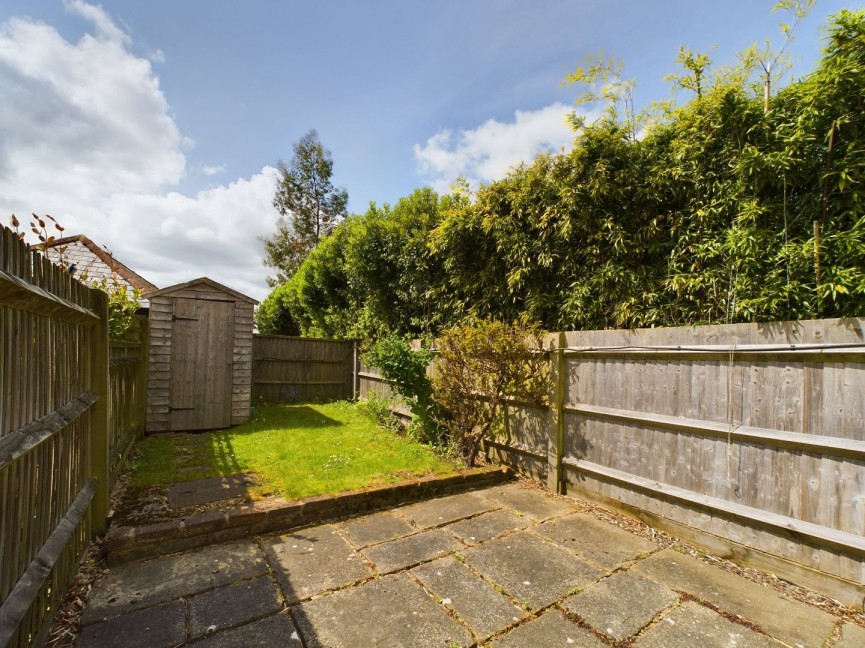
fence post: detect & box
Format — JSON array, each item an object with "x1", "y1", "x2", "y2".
[
  {"x1": 352, "y1": 341, "x2": 359, "y2": 401},
  {"x1": 89, "y1": 288, "x2": 110, "y2": 535},
  {"x1": 546, "y1": 331, "x2": 566, "y2": 494},
  {"x1": 134, "y1": 316, "x2": 149, "y2": 437}
]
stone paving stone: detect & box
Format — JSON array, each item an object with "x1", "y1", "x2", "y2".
[
  {"x1": 445, "y1": 509, "x2": 530, "y2": 546},
  {"x1": 490, "y1": 610, "x2": 606, "y2": 648},
  {"x1": 837, "y1": 622, "x2": 865, "y2": 648},
  {"x1": 338, "y1": 510, "x2": 415, "y2": 548},
  {"x1": 264, "y1": 524, "x2": 371, "y2": 604},
  {"x1": 632, "y1": 549, "x2": 836, "y2": 648},
  {"x1": 188, "y1": 575, "x2": 282, "y2": 638},
  {"x1": 463, "y1": 531, "x2": 602, "y2": 610},
  {"x1": 411, "y1": 556, "x2": 526, "y2": 640},
  {"x1": 481, "y1": 483, "x2": 573, "y2": 520},
  {"x1": 293, "y1": 573, "x2": 472, "y2": 648},
  {"x1": 635, "y1": 601, "x2": 778, "y2": 647},
  {"x1": 361, "y1": 528, "x2": 462, "y2": 574},
  {"x1": 82, "y1": 541, "x2": 267, "y2": 624},
  {"x1": 195, "y1": 612, "x2": 303, "y2": 648},
  {"x1": 167, "y1": 473, "x2": 257, "y2": 508},
  {"x1": 77, "y1": 600, "x2": 185, "y2": 648},
  {"x1": 562, "y1": 571, "x2": 678, "y2": 641},
  {"x1": 536, "y1": 512, "x2": 658, "y2": 569},
  {"x1": 397, "y1": 491, "x2": 496, "y2": 529}
]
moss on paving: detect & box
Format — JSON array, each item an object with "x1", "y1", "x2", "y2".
[{"x1": 130, "y1": 401, "x2": 461, "y2": 500}]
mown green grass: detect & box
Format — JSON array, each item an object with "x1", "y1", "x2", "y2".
[{"x1": 130, "y1": 401, "x2": 461, "y2": 500}]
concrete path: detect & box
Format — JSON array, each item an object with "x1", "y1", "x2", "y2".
[{"x1": 77, "y1": 483, "x2": 850, "y2": 647}]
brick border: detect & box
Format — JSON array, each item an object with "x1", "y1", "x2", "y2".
[{"x1": 104, "y1": 467, "x2": 511, "y2": 565}]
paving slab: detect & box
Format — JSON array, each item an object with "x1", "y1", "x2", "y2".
[
  {"x1": 445, "y1": 509, "x2": 530, "y2": 546},
  {"x1": 463, "y1": 531, "x2": 602, "y2": 610},
  {"x1": 167, "y1": 473, "x2": 257, "y2": 508},
  {"x1": 337, "y1": 510, "x2": 415, "y2": 548},
  {"x1": 264, "y1": 525, "x2": 371, "y2": 603},
  {"x1": 293, "y1": 573, "x2": 472, "y2": 648},
  {"x1": 411, "y1": 556, "x2": 526, "y2": 640},
  {"x1": 632, "y1": 548, "x2": 836, "y2": 648},
  {"x1": 562, "y1": 571, "x2": 678, "y2": 641},
  {"x1": 81, "y1": 541, "x2": 267, "y2": 624},
  {"x1": 635, "y1": 600, "x2": 778, "y2": 647},
  {"x1": 837, "y1": 623, "x2": 865, "y2": 648},
  {"x1": 536, "y1": 512, "x2": 658, "y2": 569},
  {"x1": 481, "y1": 483, "x2": 573, "y2": 520},
  {"x1": 490, "y1": 610, "x2": 606, "y2": 648},
  {"x1": 195, "y1": 612, "x2": 303, "y2": 648},
  {"x1": 362, "y1": 527, "x2": 463, "y2": 574},
  {"x1": 188, "y1": 575, "x2": 282, "y2": 638},
  {"x1": 397, "y1": 491, "x2": 496, "y2": 529},
  {"x1": 77, "y1": 600, "x2": 185, "y2": 648}
]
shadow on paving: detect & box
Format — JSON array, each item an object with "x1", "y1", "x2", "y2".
[{"x1": 76, "y1": 482, "x2": 846, "y2": 648}]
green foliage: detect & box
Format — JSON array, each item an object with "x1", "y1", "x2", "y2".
[
  {"x1": 91, "y1": 276, "x2": 142, "y2": 337},
  {"x1": 263, "y1": 129, "x2": 349, "y2": 286},
  {"x1": 361, "y1": 335, "x2": 442, "y2": 445},
  {"x1": 433, "y1": 320, "x2": 549, "y2": 467},
  {"x1": 254, "y1": 282, "x2": 301, "y2": 335},
  {"x1": 280, "y1": 11, "x2": 865, "y2": 338},
  {"x1": 361, "y1": 392, "x2": 402, "y2": 434}
]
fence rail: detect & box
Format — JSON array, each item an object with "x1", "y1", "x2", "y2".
[
  {"x1": 0, "y1": 226, "x2": 146, "y2": 646},
  {"x1": 360, "y1": 318, "x2": 865, "y2": 608}
]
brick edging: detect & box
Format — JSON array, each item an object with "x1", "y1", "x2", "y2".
[{"x1": 104, "y1": 466, "x2": 511, "y2": 565}]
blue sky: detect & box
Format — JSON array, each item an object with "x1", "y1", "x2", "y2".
[{"x1": 0, "y1": 0, "x2": 858, "y2": 300}]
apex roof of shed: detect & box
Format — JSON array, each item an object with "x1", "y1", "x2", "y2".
[{"x1": 144, "y1": 277, "x2": 258, "y2": 304}]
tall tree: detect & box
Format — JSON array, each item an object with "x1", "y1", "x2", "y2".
[{"x1": 263, "y1": 129, "x2": 348, "y2": 286}]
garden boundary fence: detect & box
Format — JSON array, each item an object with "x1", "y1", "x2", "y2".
[
  {"x1": 358, "y1": 318, "x2": 865, "y2": 608},
  {"x1": 252, "y1": 335, "x2": 355, "y2": 404},
  {"x1": 0, "y1": 226, "x2": 147, "y2": 647}
]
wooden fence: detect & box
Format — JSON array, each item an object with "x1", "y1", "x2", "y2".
[
  {"x1": 361, "y1": 319, "x2": 865, "y2": 608},
  {"x1": 108, "y1": 317, "x2": 148, "y2": 484},
  {"x1": 0, "y1": 227, "x2": 147, "y2": 646},
  {"x1": 252, "y1": 335, "x2": 355, "y2": 403}
]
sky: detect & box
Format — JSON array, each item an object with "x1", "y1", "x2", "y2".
[{"x1": 0, "y1": 0, "x2": 859, "y2": 301}]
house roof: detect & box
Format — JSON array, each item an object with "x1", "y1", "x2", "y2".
[
  {"x1": 44, "y1": 234, "x2": 159, "y2": 303},
  {"x1": 145, "y1": 277, "x2": 258, "y2": 304}
]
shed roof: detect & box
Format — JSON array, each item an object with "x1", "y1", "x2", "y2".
[{"x1": 145, "y1": 276, "x2": 258, "y2": 304}]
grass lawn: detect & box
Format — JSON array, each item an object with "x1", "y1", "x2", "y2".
[{"x1": 130, "y1": 401, "x2": 462, "y2": 500}]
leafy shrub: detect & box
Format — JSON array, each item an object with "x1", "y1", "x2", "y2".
[
  {"x1": 361, "y1": 335, "x2": 443, "y2": 445},
  {"x1": 433, "y1": 320, "x2": 549, "y2": 466}
]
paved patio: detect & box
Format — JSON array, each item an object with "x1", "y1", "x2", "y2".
[{"x1": 77, "y1": 482, "x2": 860, "y2": 647}]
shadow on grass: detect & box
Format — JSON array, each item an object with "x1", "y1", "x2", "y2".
[{"x1": 246, "y1": 404, "x2": 346, "y2": 431}]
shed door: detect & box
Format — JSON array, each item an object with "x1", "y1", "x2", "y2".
[{"x1": 169, "y1": 298, "x2": 235, "y2": 430}]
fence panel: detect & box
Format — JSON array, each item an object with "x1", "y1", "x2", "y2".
[
  {"x1": 0, "y1": 226, "x2": 109, "y2": 647},
  {"x1": 553, "y1": 318, "x2": 865, "y2": 606},
  {"x1": 108, "y1": 316, "x2": 148, "y2": 485},
  {"x1": 252, "y1": 335, "x2": 354, "y2": 404}
]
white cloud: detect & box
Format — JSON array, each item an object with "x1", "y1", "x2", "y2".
[
  {"x1": 203, "y1": 164, "x2": 226, "y2": 176},
  {"x1": 414, "y1": 103, "x2": 584, "y2": 193},
  {"x1": 0, "y1": 3, "x2": 279, "y2": 301}
]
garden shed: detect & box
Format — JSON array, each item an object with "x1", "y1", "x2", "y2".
[{"x1": 145, "y1": 277, "x2": 257, "y2": 432}]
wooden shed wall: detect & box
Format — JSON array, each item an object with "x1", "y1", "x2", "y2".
[{"x1": 145, "y1": 282, "x2": 253, "y2": 432}]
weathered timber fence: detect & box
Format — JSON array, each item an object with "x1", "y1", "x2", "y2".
[
  {"x1": 108, "y1": 317, "x2": 148, "y2": 483},
  {"x1": 0, "y1": 227, "x2": 147, "y2": 646},
  {"x1": 361, "y1": 318, "x2": 865, "y2": 608},
  {"x1": 252, "y1": 335, "x2": 355, "y2": 403}
]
